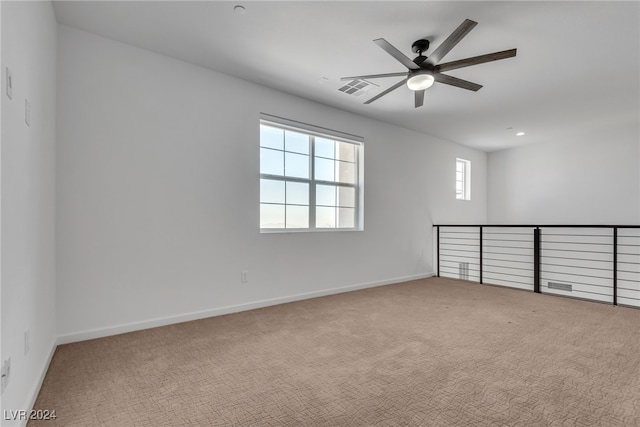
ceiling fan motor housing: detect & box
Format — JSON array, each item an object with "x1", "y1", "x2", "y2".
[{"x1": 411, "y1": 39, "x2": 430, "y2": 54}]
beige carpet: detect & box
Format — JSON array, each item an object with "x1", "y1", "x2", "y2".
[{"x1": 30, "y1": 277, "x2": 640, "y2": 426}]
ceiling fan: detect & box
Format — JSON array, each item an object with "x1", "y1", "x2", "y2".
[{"x1": 341, "y1": 19, "x2": 517, "y2": 108}]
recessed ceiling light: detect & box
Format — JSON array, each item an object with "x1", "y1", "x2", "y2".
[
  {"x1": 516, "y1": 131, "x2": 525, "y2": 136},
  {"x1": 234, "y1": 5, "x2": 246, "y2": 14}
]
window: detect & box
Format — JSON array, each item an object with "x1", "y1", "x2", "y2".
[
  {"x1": 456, "y1": 158, "x2": 471, "y2": 200},
  {"x1": 260, "y1": 116, "x2": 362, "y2": 231}
]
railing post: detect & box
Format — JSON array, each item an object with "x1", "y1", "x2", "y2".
[
  {"x1": 436, "y1": 226, "x2": 440, "y2": 277},
  {"x1": 479, "y1": 226, "x2": 483, "y2": 284},
  {"x1": 533, "y1": 227, "x2": 541, "y2": 293},
  {"x1": 613, "y1": 227, "x2": 618, "y2": 306}
]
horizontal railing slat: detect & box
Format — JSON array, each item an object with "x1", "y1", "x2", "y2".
[
  {"x1": 541, "y1": 241, "x2": 613, "y2": 253},
  {"x1": 618, "y1": 278, "x2": 640, "y2": 291},
  {"x1": 541, "y1": 263, "x2": 613, "y2": 280},
  {"x1": 542, "y1": 249, "x2": 613, "y2": 262},
  {"x1": 484, "y1": 240, "x2": 534, "y2": 249},
  {"x1": 618, "y1": 253, "x2": 640, "y2": 264},
  {"x1": 483, "y1": 279, "x2": 533, "y2": 291}
]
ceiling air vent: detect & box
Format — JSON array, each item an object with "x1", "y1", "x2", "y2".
[
  {"x1": 548, "y1": 282, "x2": 572, "y2": 292},
  {"x1": 338, "y1": 79, "x2": 377, "y2": 97}
]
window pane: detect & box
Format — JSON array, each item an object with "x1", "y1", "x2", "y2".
[
  {"x1": 315, "y1": 157, "x2": 335, "y2": 182},
  {"x1": 260, "y1": 125, "x2": 283, "y2": 150},
  {"x1": 315, "y1": 138, "x2": 335, "y2": 159},
  {"x1": 338, "y1": 208, "x2": 355, "y2": 228},
  {"x1": 285, "y1": 152, "x2": 309, "y2": 179},
  {"x1": 285, "y1": 131, "x2": 309, "y2": 155},
  {"x1": 260, "y1": 204, "x2": 285, "y2": 228},
  {"x1": 286, "y1": 182, "x2": 309, "y2": 205},
  {"x1": 316, "y1": 184, "x2": 336, "y2": 206},
  {"x1": 316, "y1": 207, "x2": 336, "y2": 228},
  {"x1": 260, "y1": 148, "x2": 284, "y2": 176},
  {"x1": 335, "y1": 161, "x2": 356, "y2": 184},
  {"x1": 260, "y1": 179, "x2": 285, "y2": 204},
  {"x1": 286, "y1": 205, "x2": 309, "y2": 228},
  {"x1": 336, "y1": 142, "x2": 355, "y2": 162},
  {"x1": 337, "y1": 187, "x2": 355, "y2": 207}
]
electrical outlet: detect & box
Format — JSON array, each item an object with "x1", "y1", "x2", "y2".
[
  {"x1": 6, "y1": 67, "x2": 12, "y2": 99},
  {"x1": 24, "y1": 330, "x2": 30, "y2": 355},
  {"x1": 1, "y1": 358, "x2": 11, "y2": 394},
  {"x1": 241, "y1": 271, "x2": 248, "y2": 283}
]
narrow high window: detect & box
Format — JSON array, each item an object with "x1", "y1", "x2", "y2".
[{"x1": 456, "y1": 158, "x2": 471, "y2": 200}]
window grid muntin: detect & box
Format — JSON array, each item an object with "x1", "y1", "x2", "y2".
[{"x1": 260, "y1": 122, "x2": 360, "y2": 231}]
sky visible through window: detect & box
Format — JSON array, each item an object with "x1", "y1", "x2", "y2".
[{"x1": 260, "y1": 123, "x2": 359, "y2": 230}]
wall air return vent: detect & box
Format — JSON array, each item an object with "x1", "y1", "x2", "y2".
[
  {"x1": 338, "y1": 79, "x2": 377, "y2": 97},
  {"x1": 459, "y1": 262, "x2": 470, "y2": 281},
  {"x1": 548, "y1": 282, "x2": 573, "y2": 292}
]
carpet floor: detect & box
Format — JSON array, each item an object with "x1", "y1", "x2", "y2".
[{"x1": 30, "y1": 277, "x2": 640, "y2": 426}]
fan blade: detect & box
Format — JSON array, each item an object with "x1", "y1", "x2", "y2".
[
  {"x1": 373, "y1": 38, "x2": 420, "y2": 70},
  {"x1": 435, "y1": 73, "x2": 483, "y2": 91},
  {"x1": 435, "y1": 49, "x2": 517, "y2": 73},
  {"x1": 364, "y1": 78, "x2": 408, "y2": 104},
  {"x1": 427, "y1": 19, "x2": 478, "y2": 65},
  {"x1": 415, "y1": 90, "x2": 425, "y2": 108},
  {"x1": 340, "y1": 72, "x2": 409, "y2": 81}
]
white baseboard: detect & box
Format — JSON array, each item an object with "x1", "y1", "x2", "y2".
[
  {"x1": 57, "y1": 272, "x2": 434, "y2": 345},
  {"x1": 16, "y1": 338, "x2": 58, "y2": 427}
]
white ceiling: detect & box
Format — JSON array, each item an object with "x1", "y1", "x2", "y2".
[{"x1": 52, "y1": 1, "x2": 639, "y2": 152}]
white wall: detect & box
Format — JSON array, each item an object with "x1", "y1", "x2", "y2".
[
  {"x1": 1, "y1": 1, "x2": 57, "y2": 423},
  {"x1": 56, "y1": 25, "x2": 487, "y2": 341},
  {"x1": 487, "y1": 123, "x2": 640, "y2": 224}
]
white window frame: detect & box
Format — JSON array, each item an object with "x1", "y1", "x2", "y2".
[
  {"x1": 456, "y1": 158, "x2": 471, "y2": 200},
  {"x1": 260, "y1": 114, "x2": 364, "y2": 233}
]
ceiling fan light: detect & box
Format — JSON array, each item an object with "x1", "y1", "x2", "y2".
[{"x1": 407, "y1": 73, "x2": 435, "y2": 91}]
